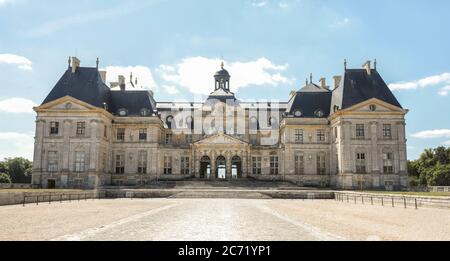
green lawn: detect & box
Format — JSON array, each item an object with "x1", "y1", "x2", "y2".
[{"x1": 361, "y1": 191, "x2": 450, "y2": 197}]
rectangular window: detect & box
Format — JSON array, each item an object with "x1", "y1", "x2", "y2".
[
  {"x1": 295, "y1": 155, "x2": 304, "y2": 175},
  {"x1": 115, "y1": 154, "x2": 125, "y2": 174},
  {"x1": 139, "y1": 128, "x2": 147, "y2": 141},
  {"x1": 137, "y1": 150, "x2": 147, "y2": 174},
  {"x1": 250, "y1": 135, "x2": 257, "y2": 146},
  {"x1": 74, "y1": 151, "x2": 85, "y2": 172},
  {"x1": 104, "y1": 125, "x2": 107, "y2": 138},
  {"x1": 76, "y1": 122, "x2": 86, "y2": 136},
  {"x1": 181, "y1": 156, "x2": 190, "y2": 175},
  {"x1": 294, "y1": 129, "x2": 303, "y2": 143},
  {"x1": 383, "y1": 124, "x2": 392, "y2": 139},
  {"x1": 117, "y1": 128, "x2": 125, "y2": 141},
  {"x1": 317, "y1": 129, "x2": 326, "y2": 142},
  {"x1": 186, "y1": 134, "x2": 193, "y2": 144},
  {"x1": 356, "y1": 124, "x2": 365, "y2": 139},
  {"x1": 334, "y1": 127, "x2": 338, "y2": 140},
  {"x1": 50, "y1": 122, "x2": 59, "y2": 135},
  {"x1": 47, "y1": 151, "x2": 58, "y2": 172},
  {"x1": 165, "y1": 133, "x2": 172, "y2": 145},
  {"x1": 356, "y1": 153, "x2": 366, "y2": 173},
  {"x1": 164, "y1": 155, "x2": 172, "y2": 174},
  {"x1": 317, "y1": 154, "x2": 326, "y2": 175},
  {"x1": 252, "y1": 157, "x2": 261, "y2": 175},
  {"x1": 270, "y1": 156, "x2": 279, "y2": 175},
  {"x1": 383, "y1": 153, "x2": 394, "y2": 174}
]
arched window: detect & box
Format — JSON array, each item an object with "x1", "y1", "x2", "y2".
[
  {"x1": 315, "y1": 109, "x2": 325, "y2": 118},
  {"x1": 186, "y1": 116, "x2": 194, "y2": 129},
  {"x1": 166, "y1": 115, "x2": 174, "y2": 129},
  {"x1": 249, "y1": 116, "x2": 258, "y2": 130}
]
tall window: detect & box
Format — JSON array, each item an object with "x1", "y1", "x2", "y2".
[
  {"x1": 104, "y1": 125, "x2": 107, "y2": 138},
  {"x1": 270, "y1": 155, "x2": 279, "y2": 175},
  {"x1": 317, "y1": 129, "x2": 326, "y2": 142},
  {"x1": 295, "y1": 154, "x2": 304, "y2": 175},
  {"x1": 252, "y1": 156, "x2": 262, "y2": 175},
  {"x1": 165, "y1": 133, "x2": 172, "y2": 145},
  {"x1": 139, "y1": 128, "x2": 147, "y2": 141},
  {"x1": 356, "y1": 153, "x2": 366, "y2": 173},
  {"x1": 250, "y1": 135, "x2": 257, "y2": 146},
  {"x1": 50, "y1": 122, "x2": 59, "y2": 135},
  {"x1": 137, "y1": 150, "x2": 147, "y2": 174},
  {"x1": 76, "y1": 122, "x2": 86, "y2": 136},
  {"x1": 47, "y1": 151, "x2": 58, "y2": 172},
  {"x1": 383, "y1": 153, "x2": 394, "y2": 174},
  {"x1": 186, "y1": 134, "x2": 193, "y2": 144},
  {"x1": 294, "y1": 129, "x2": 303, "y2": 143},
  {"x1": 115, "y1": 154, "x2": 125, "y2": 174},
  {"x1": 317, "y1": 154, "x2": 326, "y2": 175},
  {"x1": 117, "y1": 128, "x2": 125, "y2": 141},
  {"x1": 356, "y1": 124, "x2": 365, "y2": 139},
  {"x1": 181, "y1": 156, "x2": 190, "y2": 175},
  {"x1": 74, "y1": 151, "x2": 85, "y2": 172},
  {"x1": 383, "y1": 124, "x2": 392, "y2": 139},
  {"x1": 164, "y1": 155, "x2": 172, "y2": 174}
]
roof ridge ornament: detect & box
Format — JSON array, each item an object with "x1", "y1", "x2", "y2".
[
  {"x1": 310, "y1": 73, "x2": 313, "y2": 84},
  {"x1": 344, "y1": 59, "x2": 347, "y2": 70}
]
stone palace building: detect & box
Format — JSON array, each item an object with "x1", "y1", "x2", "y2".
[{"x1": 32, "y1": 57, "x2": 409, "y2": 190}]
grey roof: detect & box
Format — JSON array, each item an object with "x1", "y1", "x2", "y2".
[
  {"x1": 214, "y1": 68, "x2": 230, "y2": 78},
  {"x1": 331, "y1": 69, "x2": 402, "y2": 111},
  {"x1": 42, "y1": 67, "x2": 112, "y2": 108},
  {"x1": 42, "y1": 67, "x2": 156, "y2": 115},
  {"x1": 286, "y1": 91, "x2": 332, "y2": 118}
]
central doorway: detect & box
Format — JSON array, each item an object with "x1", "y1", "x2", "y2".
[
  {"x1": 200, "y1": 156, "x2": 211, "y2": 179},
  {"x1": 216, "y1": 155, "x2": 226, "y2": 180}
]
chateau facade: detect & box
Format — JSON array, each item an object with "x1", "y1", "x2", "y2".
[{"x1": 32, "y1": 57, "x2": 409, "y2": 190}]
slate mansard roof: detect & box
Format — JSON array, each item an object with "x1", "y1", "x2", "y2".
[
  {"x1": 41, "y1": 62, "x2": 403, "y2": 118},
  {"x1": 42, "y1": 67, "x2": 156, "y2": 116}
]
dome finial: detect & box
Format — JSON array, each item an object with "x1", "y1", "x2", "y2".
[
  {"x1": 310, "y1": 73, "x2": 313, "y2": 84},
  {"x1": 221, "y1": 60, "x2": 224, "y2": 69}
]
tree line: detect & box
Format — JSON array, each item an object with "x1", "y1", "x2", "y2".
[
  {"x1": 0, "y1": 157, "x2": 33, "y2": 184},
  {"x1": 408, "y1": 146, "x2": 450, "y2": 187}
]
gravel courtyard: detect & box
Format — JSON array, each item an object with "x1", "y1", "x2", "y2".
[{"x1": 0, "y1": 198, "x2": 449, "y2": 241}]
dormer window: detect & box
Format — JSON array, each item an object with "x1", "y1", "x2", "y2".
[
  {"x1": 118, "y1": 108, "x2": 128, "y2": 117},
  {"x1": 166, "y1": 116, "x2": 174, "y2": 129},
  {"x1": 294, "y1": 110, "x2": 302, "y2": 117},
  {"x1": 140, "y1": 108, "x2": 150, "y2": 116},
  {"x1": 315, "y1": 109, "x2": 325, "y2": 118},
  {"x1": 369, "y1": 104, "x2": 377, "y2": 112}
]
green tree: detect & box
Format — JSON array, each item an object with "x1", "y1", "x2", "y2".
[
  {"x1": 0, "y1": 172, "x2": 11, "y2": 184},
  {"x1": 1, "y1": 157, "x2": 32, "y2": 183},
  {"x1": 409, "y1": 146, "x2": 450, "y2": 186}
]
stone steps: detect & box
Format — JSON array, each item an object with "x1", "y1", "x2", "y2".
[{"x1": 169, "y1": 191, "x2": 272, "y2": 199}]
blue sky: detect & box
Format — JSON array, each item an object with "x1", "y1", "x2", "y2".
[{"x1": 0, "y1": 0, "x2": 449, "y2": 160}]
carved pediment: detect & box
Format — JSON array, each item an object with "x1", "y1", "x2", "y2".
[
  {"x1": 194, "y1": 133, "x2": 248, "y2": 146},
  {"x1": 34, "y1": 96, "x2": 106, "y2": 113}
]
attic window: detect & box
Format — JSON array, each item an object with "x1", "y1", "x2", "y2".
[
  {"x1": 315, "y1": 109, "x2": 325, "y2": 118},
  {"x1": 65, "y1": 103, "x2": 72, "y2": 109},
  {"x1": 140, "y1": 108, "x2": 150, "y2": 116},
  {"x1": 369, "y1": 105, "x2": 377, "y2": 112},
  {"x1": 118, "y1": 108, "x2": 128, "y2": 117},
  {"x1": 294, "y1": 110, "x2": 302, "y2": 117}
]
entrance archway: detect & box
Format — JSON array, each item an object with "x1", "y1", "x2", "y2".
[
  {"x1": 231, "y1": 156, "x2": 242, "y2": 179},
  {"x1": 200, "y1": 156, "x2": 211, "y2": 179},
  {"x1": 216, "y1": 155, "x2": 226, "y2": 180}
]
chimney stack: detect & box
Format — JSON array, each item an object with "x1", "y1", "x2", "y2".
[
  {"x1": 362, "y1": 60, "x2": 372, "y2": 75},
  {"x1": 71, "y1": 57, "x2": 80, "y2": 74},
  {"x1": 118, "y1": 75, "x2": 126, "y2": 91},
  {"x1": 99, "y1": 71, "x2": 107, "y2": 83},
  {"x1": 319, "y1": 77, "x2": 328, "y2": 89},
  {"x1": 333, "y1": 75, "x2": 342, "y2": 89}
]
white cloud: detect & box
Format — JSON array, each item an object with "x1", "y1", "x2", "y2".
[
  {"x1": 0, "y1": 98, "x2": 37, "y2": 114},
  {"x1": 163, "y1": 85, "x2": 180, "y2": 95},
  {"x1": 252, "y1": 1, "x2": 268, "y2": 7},
  {"x1": 329, "y1": 18, "x2": 350, "y2": 28},
  {"x1": 158, "y1": 57, "x2": 293, "y2": 95},
  {"x1": 103, "y1": 66, "x2": 158, "y2": 91},
  {"x1": 0, "y1": 132, "x2": 34, "y2": 160},
  {"x1": 0, "y1": 0, "x2": 14, "y2": 6},
  {"x1": 389, "y1": 72, "x2": 450, "y2": 91},
  {"x1": 443, "y1": 140, "x2": 450, "y2": 146},
  {"x1": 0, "y1": 53, "x2": 33, "y2": 70},
  {"x1": 411, "y1": 129, "x2": 450, "y2": 139},
  {"x1": 438, "y1": 86, "x2": 450, "y2": 96}
]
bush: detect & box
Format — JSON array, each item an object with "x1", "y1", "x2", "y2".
[{"x1": 0, "y1": 172, "x2": 11, "y2": 184}]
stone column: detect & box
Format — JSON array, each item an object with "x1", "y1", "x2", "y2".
[
  {"x1": 62, "y1": 119, "x2": 72, "y2": 171},
  {"x1": 89, "y1": 119, "x2": 99, "y2": 171},
  {"x1": 210, "y1": 151, "x2": 216, "y2": 180},
  {"x1": 33, "y1": 119, "x2": 45, "y2": 171},
  {"x1": 341, "y1": 121, "x2": 352, "y2": 173},
  {"x1": 226, "y1": 151, "x2": 232, "y2": 180},
  {"x1": 397, "y1": 121, "x2": 407, "y2": 173},
  {"x1": 370, "y1": 121, "x2": 379, "y2": 173}
]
